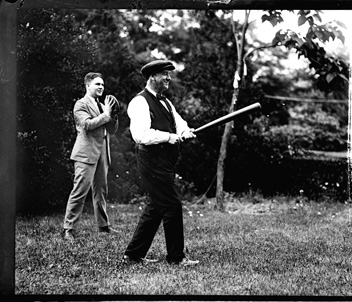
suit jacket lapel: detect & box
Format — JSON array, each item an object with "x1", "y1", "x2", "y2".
[{"x1": 85, "y1": 96, "x2": 100, "y2": 116}]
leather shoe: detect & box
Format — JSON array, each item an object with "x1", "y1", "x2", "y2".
[
  {"x1": 99, "y1": 226, "x2": 118, "y2": 234},
  {"x1": 122, "y1": 255, "x2": 158, "y2": 264},
  {"x1": 173, "y1": 257, "x2": 199, "y2": 266},
  {"x1": 141, "y1": 257, "x2": 158, "y2": 263},
  {"x1": 64, "y1": 229, "x2": 74, "y2": 241}
]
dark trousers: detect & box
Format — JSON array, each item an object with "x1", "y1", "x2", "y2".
[{"x1": 124, "y1": 148, "x2": 185, "y2": 263}]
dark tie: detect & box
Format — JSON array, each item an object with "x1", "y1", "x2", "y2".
[
  {"x1": 95, "y1": 99, "x2": 107, "y2": 137},
  {"x1": 156, "y1": 93, "x2": 176, "y2": 128},
  {"x1": 96, "y1": 99, "x2": 104, "y2": 114}
]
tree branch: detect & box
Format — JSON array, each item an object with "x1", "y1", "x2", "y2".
[{"x1": 243, "y1": 43, "x2": 278, "y2": 62}]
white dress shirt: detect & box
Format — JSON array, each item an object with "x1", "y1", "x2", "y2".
[{"x1": 128, "y1": 88, "x2": 190, "y2": 145}]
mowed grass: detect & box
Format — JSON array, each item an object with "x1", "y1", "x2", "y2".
[{"x1": 15, "y1": 197, "x2": 352, "y2": 295}]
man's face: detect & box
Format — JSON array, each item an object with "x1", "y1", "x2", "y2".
[
  {"x1": 153, "y1": 71, "x2": 172, "y2": 92},
  {"x1": 86, "y1": 77, "x2": 104, "y2": 98}
]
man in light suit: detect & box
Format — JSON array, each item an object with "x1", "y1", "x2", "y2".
[{"x1": 63, "y1": 72, "x2": 119, "y2": 241}]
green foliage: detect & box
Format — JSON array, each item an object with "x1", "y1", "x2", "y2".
[
  {"x1": 83, "y1": 9, "x2": 144, "y2": 106},
  {"x1": 108, "y1": 130, "x2": 143, "y2": 204},
  {"x1": 261, "y1": 10, "x2": 289, "y2": 26},
  {"x1": 16, "y1": 9, "x2": 98, "y2": 213},
  {"x1": 265, "y1": 10, "x2": 349, "y2": 98},
  {"x1": 16, "y1": 9, "x2": 147, "y2": 213},
  {"x1": 224, "y1": 115, "x2": 348, "y2": 201},
  {"x1": 288, "y1": 103, "x2": 347, "y2": 151},
  {"x1": 173, "y1": 11, "x2": 240, "y2": 193},
  {"x1": 16, "y1": 9, "x2": 349, "y2": 214},
  {"x1": 178, "y1": 11, "x2": 237, "y2": 114}
]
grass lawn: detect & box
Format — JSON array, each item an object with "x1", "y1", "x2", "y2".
[{"x1": 15, "y1": 196, "x2": 352, "y2": 296}]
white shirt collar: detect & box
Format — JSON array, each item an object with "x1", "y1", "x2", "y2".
[{"x1": 146, "y1": 87, "x2": 158, "y2": 97}]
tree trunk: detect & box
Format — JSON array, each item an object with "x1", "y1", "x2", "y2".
[
  {"x1": 215, "y1": 10, "x2": 249, "y2": 210},
  {"x1": 215, "y1": 91, "x2": 238, "y2": 211}
]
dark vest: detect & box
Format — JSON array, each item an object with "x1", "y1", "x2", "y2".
[
  {"x1": 137, "y1": 89, "x2": 179, "y2": 163},
  {"x1": 138, "y1": 89, "x2": 176, "y2": 134}
]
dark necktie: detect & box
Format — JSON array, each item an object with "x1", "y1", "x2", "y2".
[
  {"x1": 157, "y1": 94, "x2": 172, "y2": 113},
  {"x1": 95, "y1": 99, "x2": 106, "y2": 137},
  {"x1": 96, "y1": 99, "x2": 104, "y2": 114},
  {"x1": 156, "y1": 94, "x2": 176, "y2": 127}
]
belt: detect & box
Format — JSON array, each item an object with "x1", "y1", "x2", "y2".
[{"x1": 137, "y1": 143, "x2": 172, "y2": 152}]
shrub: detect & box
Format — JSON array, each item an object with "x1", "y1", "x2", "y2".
[
  {"x1": 16, "y1": 9, "x2": 97, "y2": 214},
  {"x1": 224, "y1": 121, "x2": 348, "y2": 202}
]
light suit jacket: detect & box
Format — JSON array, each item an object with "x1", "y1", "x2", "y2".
[{"x1": 70, "y1": 95, "x2": 118, "y2": 165}]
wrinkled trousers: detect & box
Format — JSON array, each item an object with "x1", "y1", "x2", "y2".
[
  {"x1": 124, "y1": 148, "x2": 185, "y2": 263},
  {"x1": 63, "y1": 138, "x2": 110, "y2": 230}
]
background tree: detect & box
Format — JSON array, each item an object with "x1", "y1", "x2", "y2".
[
  {"x1": 212, "y1": 9, "x2": 348, "y2": 210},
  {"x1": 16, "y1": 9, "x2": 349, "y2": 214},
  {"x1": 86, "y1": 9, "x2": 151, "y2": 203},
  {"x1": 16, "y1": 8, "x2": 98, "y2": 213}
]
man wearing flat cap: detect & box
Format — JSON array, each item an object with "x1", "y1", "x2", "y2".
[{"x1": 123, "y1": 59, "x2": 199, "y2": 266}]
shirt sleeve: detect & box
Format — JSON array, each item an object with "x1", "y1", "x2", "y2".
[{"x1": 127, "y1": 95, "x2": 170, "y2": 145}]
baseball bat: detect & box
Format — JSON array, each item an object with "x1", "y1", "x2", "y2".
[{"x1": 194, "y1": 102, "x2": 261, "y2": 134}]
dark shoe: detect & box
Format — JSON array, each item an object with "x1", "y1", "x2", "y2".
[
  {"x1": 179, "y1": 257, "x2": 199, "y2": 266},
  {"x1": 64, "y1": 229, "x2": 74, "y2": 241},
  {"x1": 171, "y1": 257, "x2": 199, "y2": 266},
  {"x1": 99, "y1": 226, "x2": 118, "y2": 234},
  {"x1": 122, "y1": 255, "x2": 158, "y2": 264},
  {"x1": 141, "y1": 257, "x2": 158, "y2": 263},
  {"x1": 122, "y1": 255, "x2": 142, "y2": 264}
]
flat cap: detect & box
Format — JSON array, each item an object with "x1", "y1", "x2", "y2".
[{"x1": 141, "y1": 60, "x2": 175, "y2": 79}]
